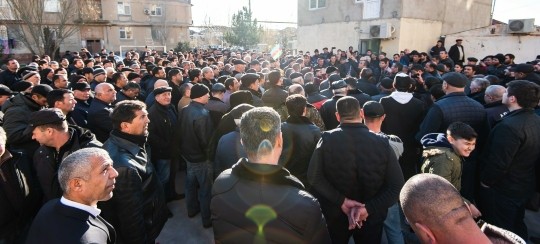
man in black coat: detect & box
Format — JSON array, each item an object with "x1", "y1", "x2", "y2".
[
  {"x1": 30, "y1": 108, "x2": 102, "y2": 201},
  {"x1": 479, "y1": 80, "x2": 540, "y2": 240},
  {"x1": 101, "y1": 100, "x2": 168, "y2": 243},
  {"x1": 211, "y1": 107, "x2": 331, "y2": 244},
  {"x1": 448, "y1": 39, "x2": 465, "y2": 65},
  {"x1": 88, "y1": 83, "x2": 116, "y2": 142},
  {"x1": 0, "y1": 58, "x2": 21, "y2": 89},
  {"x1": 26, "y1": 148, "x2": 117, "y2": 244},
  {"x1": 308, "y1": 96, "x2": 404, "y2": 243},
  {"x1": 279, "y1": 95, "x2": 321, "y2": 186},
  {"x1": 319, "y1": 80, "x2": 348, "y2": 130},
  {"x1": 71, "y1": 82, "x2": 93, "y2": 128}
]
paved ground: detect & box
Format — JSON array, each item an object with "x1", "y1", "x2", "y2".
[{"x1": 156, "y1": 171, "x2": 540, "y2": 244}]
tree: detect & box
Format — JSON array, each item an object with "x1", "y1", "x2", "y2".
[
  {"x1": 0, "y1": 0, "x2": 101, "y2": 59},
  {"x1": 224, "y1": 6, "x2": 262, "y2": 49},
  {"x1": 174, "y1": 41, "x2": 191, "y2": 53}
]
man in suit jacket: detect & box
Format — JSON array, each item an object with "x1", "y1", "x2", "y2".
[{"x1": 26, "y1": 148, "x2": 117, "y2": 244}]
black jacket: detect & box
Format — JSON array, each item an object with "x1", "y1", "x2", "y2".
[
  {"x1": 480, "y1": 109, "x2": 540, "y2": 198},
  {"x1": 448, "y1": 44, "x2": 464, "y2": 64},
  {"x1": 26, "y1": 199, "x2": 116, "y2": 244},
  {"x1": 484, "y1": 101, "x2": 508, "y2": 129},
  {"x1": 88, "y1": 98, "x2": 114, "y2": 143},
  {"x1": 347, "y1": 89, "x2": 371, "y2": 107},
  {"x1": 262, "y1": 86, "x2": 288, "y2": 109},
  {"x1": 319, "y1": 95, "x2": 344, "y2": 130},
  {"x1": 0, "y1": 69, "x2": 21, "y2": 89},
  {"x1": 34, "y1": 125, "x2": 102, "y2": 201},
  {"x1": 101, "y1": 132, "x2": 168, "y2": 244},
  {"x1": 417, "y1": 92, "x2": 486, "y2": 141},
  {"x1": 0, "y1": 150, "x2": 42, "y2": 241},
  {"x1": 308, "y1": 123, "x2": 404, "y2": 223},
  {"x1": 148, "y1": 102, "x2": 177, "y2": 160},
  {"x1": 279, "y1": 116, "x2": 321, "y2": 186},
  {"x1": 72, "y1": 98, "x2": 91, "y2": 128},
  {"x1": 177, "y1": 101, "x2": 214, "y2": 162},
  {"x1": 2, "y1": 94, "x2": 42, "y2": 153},
  {"x1": 211, "y1": 159, "x2": 331, "y2": 244}
]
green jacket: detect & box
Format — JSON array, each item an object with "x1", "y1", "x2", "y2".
[{"x1": 421, "y1": 146, "x2": 462, "y2": 190}]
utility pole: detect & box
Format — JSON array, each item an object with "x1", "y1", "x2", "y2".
[{"x1": 248, "y1": 0, "x2": 251, "y2": 13}]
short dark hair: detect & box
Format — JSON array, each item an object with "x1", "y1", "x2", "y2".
[
  {"x1": 507, "y1": 80, "x2": 540, "y2": 109},
  {"x1": 188, "y1": 68, "x2": 201, "y2": 81},
  {"x1": 122, "y1": 82, "x2": 140, "y2": 91},
  {"x1": 429, "y1": 84, "x2": 445, "y2": 100},
  {"x1": 152, "y1": 66, "x2": 164, "y2": 76},
  {"x1": 285, "y1": 94, "x2": 307, "y2": 117},
  {"x1": 505, "y1": 53, "x2": 515, "y2": 60},
  {"x1": 224, "y1": 77, "x2": 237, "y2": 90},
  {"x1": 336, "y1": 96, "x2": 360, "y2": 121},
  {"x1": 463, "y1": 64, "x2": 477, "y2": 72},
  {"x1": 111, "y1": 72, "x2": 124, "y2": 85},
  {"x1": 111, "y1": 100, "x2": 146, "y2": 130},
  {"x1": 392, "y1": 62, "x2": 403, "y2": 72},
  {"x1": 168, "y1": 68, "x2": 182, "y2": 78},
  {"x1": 46, "y1": 89, "x2": 72, "y2": 108},
  {"x1": 447, "y1": 122, "x2": 477, "y2": 140},
  {"x1": 268, "y1": 70, "x2": 281, "y2": 85}
]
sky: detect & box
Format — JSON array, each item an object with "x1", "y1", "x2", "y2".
[{"x1": 191, "y1": 0, "x2": 540, "y2": 28}]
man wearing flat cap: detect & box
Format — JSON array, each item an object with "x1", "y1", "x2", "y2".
[
  {"x1": 148, "y1": 86, "x2": 184, "y2": 201},
  {"x1": 416, "y1": 72, "x2": 486, "y2": 201},
  {"x1": 232, "y1": 59, "x2": 247, "y2": 76},
  {"x1": 176, "y1": 83, "x2": 214, "y2": 228},
  {"x1": 2, "y1": 84, "x2": 52, "y2": 157},
  {"x1": 30, "y1": 108, "x2": 102, "y2": 201},
  {"x1": 449, "y1": 39, "x2": 465, "y2": 66},
  {"x1": 320, "y1": 79, "x2": 348, "y2": 130},
  {"x1": 71, "y1": 82, "x2": 93, "y2": 128}
]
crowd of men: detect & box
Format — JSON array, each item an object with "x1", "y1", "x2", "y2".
[{"x1": 0, "y1": 40, "x2": 539, "y2": 243}]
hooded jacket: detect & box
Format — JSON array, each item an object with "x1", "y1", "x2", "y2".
[{"x1": 421, "y1": 133, "x2": 462, "y2": 191}]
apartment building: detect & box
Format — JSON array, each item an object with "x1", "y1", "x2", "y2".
[{"x1": 297, "y1": 0, "x2": 492, "y2": 55}]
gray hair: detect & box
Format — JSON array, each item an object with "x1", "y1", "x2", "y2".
[
  {"x1": 485, "y1": 85, "x2": 506, "y2": 100},
  {"x1": 288, "y1": 84, "x2": 304, "y2": 96},
  {"x1": 58, "y1": 148, "x2": 111, "y2": 194},
  {"x1": 239, "y1": 107, "x2": 281, "y2": 158},
  {"x1": 201, "y1": 67, "x2": 213, "y2": 75},
  {"x1": 471, "y1": 78, "x2": 490, "y2": 90}
]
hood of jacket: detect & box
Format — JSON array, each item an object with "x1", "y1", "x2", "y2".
[
  {"x1": 1, "y1": 93, "x2": 41, "y2": 113},
  {"x1": 421, "y1": 133, "x2": 452, "y2": 149}
]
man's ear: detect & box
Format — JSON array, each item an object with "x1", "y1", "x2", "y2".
[
  {"x1": 414, "y1": 222, "x2": 437, "y2": 244},
  {"x1": 335, "y1": 112, "x2": 341, "y2": 122},
  {"x1": 359, "y1": 109, "x2": 365, "y2": 120}
]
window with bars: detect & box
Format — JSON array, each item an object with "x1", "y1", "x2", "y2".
[
  {"x1": 117, "y1": 1, "x2": 131, "y2": 15},
  {"x1": 309, "y1": 0, "x2": 326, "y2": 10},
  {"x1": 119, "y1": 27, "x2": 132, "y2": 39}
]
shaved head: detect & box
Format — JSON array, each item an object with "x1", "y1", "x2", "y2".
[{"x1": 400, "y1": 174, "x2": 470, "y2": 228}]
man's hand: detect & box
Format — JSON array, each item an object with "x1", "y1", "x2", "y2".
[
  {"x1": 341, "y1": 198, "x2": 364, "y2": 215},
  {"x1": 348, "y1": 206, "x2": 369, "y2": 230}
]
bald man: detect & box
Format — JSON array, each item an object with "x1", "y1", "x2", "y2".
[
  {"x1": 400, "y1": 174, "x2": 525, "y2": 244},
  {"x1": 145, "y1": 79, "x2": 169, "y2": 107},
  {"x1": 88, "y1": 83, "x2": 116, "y2": 142},
  {"x1": 483, "y1": 85, "x2": 509, "y2": 128}
]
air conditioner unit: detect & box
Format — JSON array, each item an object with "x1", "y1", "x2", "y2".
[
  {"x1": 369, "y1": 23, "x2": 392, "y2": 39},
  {"x1": 508, "y1": 19, "x2": 535, "y2": 33}
]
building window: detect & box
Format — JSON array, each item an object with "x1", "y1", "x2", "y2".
[
  {"x1": 44, "y1": 0, "x2": 60, "y2": 12},
  {"x1": 309, "y1": 0, "x2": 326, "y2": 10},
  {"x1": 356, "y1": 0, "x2": 381, "y2": 19},
  {"x1": 0, "y1": 0, "x2": 6, "y2": 7},
  {"x1": 150, "y1": 5, "x2": 162, "y2": 16},
  {"x1": 117, "y1": 1, "x2": 131, "y2": 15},
  {"x1": 119, "y1": 27, "x2": 132, "y2": 39}
]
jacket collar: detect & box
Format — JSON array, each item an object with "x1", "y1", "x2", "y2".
[
  {"x1": 503, "y1": 108, "x2": 534, "y2": 119},
  {"x1": 108, "y1": 132, "x2": 143, "y2": 156},
  {"x1": 285, "y1": 115, "x2": 313, "y2": 125},
  {"x1": 231, "y1": 158, "x2": 304, "y2": 189}
]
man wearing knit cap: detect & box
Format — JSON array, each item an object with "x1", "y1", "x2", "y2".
[
  {"x1": 176, "y1": 83, "x2": 214, "y2": 228},
  {"x1": 416, "y1": 72, "x2": 486, "y2": 201},
  {"x1": 90, "y1": 68, "x2": 106, "y2": 91}
]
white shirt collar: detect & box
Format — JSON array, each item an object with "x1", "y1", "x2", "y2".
[{"x1": 60, "y1": 196, "x2": 101, "y2": 217}]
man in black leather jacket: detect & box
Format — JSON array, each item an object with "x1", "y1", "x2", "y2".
[
  {"x1": 101, "y1": 100, "x2": 168, "y2": 244},
  {"x1": 308, "y1": 96, "x2": 404, "y2": 243},
  {"x1": 211, "y1": 107, "x2": 331, "y2": 244},
  {"x1": 177, "y1": 84, "x2": 214, "y2": 228}
]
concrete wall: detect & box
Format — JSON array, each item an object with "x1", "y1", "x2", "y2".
[
  {"x1": 445, "y1": 24, "x2": 540, "y2": 63},
  {"x1": 296, "y1": 22, "x2": 359, "y2": 52},
  {"x1": 393, "y1": 18, "x2": 443, "y2": 54},
  {"x1": 298, "y1": 0, "x2": 363, "y2": 26}
]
